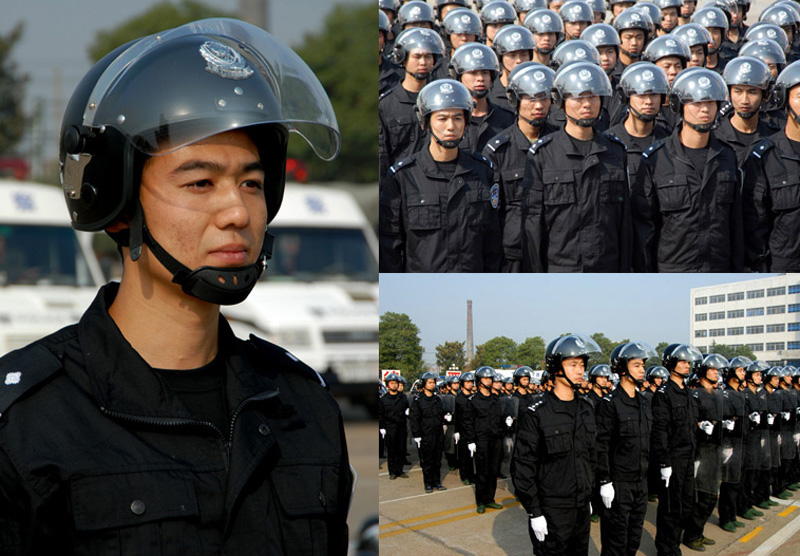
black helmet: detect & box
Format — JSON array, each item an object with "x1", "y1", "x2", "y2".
[
  {"x1": 393, "y1": 27, "x2": 447, "y2": 65},
  {"x1": 450, "y1": 43, "x2": 501, "y2": 82},
  {"x1": 662, "y1": 343, "x2": 703, "y2": 372},
  {"x1": 398, "y1": 375, "x2": 408, "y2": 385},
  {"x1": 745, "y1": 359, "x2": 769, "y2": 381},
  {"x1": 654, "y1": 0, "x2": 682, "y2": 11},
  {"x1": 765, "y1": 366, "x2": 784, "y2": 383},
  {"x1": 647, "y1": 365, "x2": 669, "y2": 381},
  {"x1": 552, "y1": 60, "x2": 612, "y2": 107},
  {"x1": 723, "y1": 355, "x2": 752, "y2": 382},
  {"x1": 448, "y1": 374, "x2": 461, "y2": 384},
  {"x1": 588, "y1": 363, "x2": 613, "y2": 380},
  {"x1": 609, "y1": 342, "x2": 626, "y2": 371},
  {"x1": 612, "y1": 341, "x2": 658, "y2": 374},
  {"x1": 492, "y1": 370, "x2": 504, "y2": 382},
  {"x1": 415, "y1": 78, "x2": 474, "y2": 130},
  {"x1": 481, "y1": 1, "x2": 519, "y2": 26},
  {"x1": 443, "y1": 8, "x2": 484, "y2": 37},
  {"x1": 384, "y1": 372, "x2": 401, "y2": 383},
  {"x1": 503, "y1": 376, "x2": 514, "y2": 385},
  {"x1": 691, "y1": 6, "x2": 729, "y2": 31},
  {"x1": 514, "y1": 365, "x2": 534, "y2": 384},
  {"x1": 436, "y1": 0, "x2": 469, "y2": 20},
  {"x1": 475, "y1": 365, "x2": 496, "y2": 378},
  {"x1": 552, "y1": 40, "x2": 602, "y2": 68},
  {"x1": 697, "y1": 353, "x2": 729, "y2": 379},
  {"x1": 672, "y1": 23, "x2": 713, "y2": 56},
  {"x1": 421, "y1": 371, "x2": 439, "y2": 381},
  {"x1": 380, "y1": 10, "x2": 392, "y2": 35},
  {"x1": 760, "y1": 4, "x2": 800, "y2": 30},
  {"x1": 398, "y1": 1, "x2": 436, "y2": 28},
  {"x1": 380, "y1": 0, "x2": 401, "y2": 15},
  {"x1": 739, "y1": 39, "x2": 788, "y2": 75},
  {"x1": 523, "y1": 9, "x2": 565, "y2": 39},
  {"x1": 493, "y1": 25, "x2": 536, "y2": 59},
  {"x1": 545, "y1": 334, "x2": 602, "y2": 373},
  {"x1": 560, "y1": 1, "x2": 595, "y2": 23},
  {"x1": 635, "y1": 2, "x2": 663, "y2": 29},
  {"x1": 613, "y1": 7, "x2": 654, "y2": 35},
  {"x1": 59, "y1": 19, "x2": 339, "y2": 306},
  {"x1": 461, "y1": 371, "x2": 476, "y2": 382},
  {"x1": 506, "y1": 62, "x2": 556, "y2": 107},
  {"x1": 581, "y1": 23, "x2": 622, "y2": 49},
  {"x1": 515, "y1": 0, "x2": 549, "y2": 12},
  {"x1": 745, "y1": 23, "x2": 790, "y2": 54},
  {"x1": 644, "y1": 35, "x2": 690, "y2": 65},
  {"x1": 723, "y1": 56, "x2": 773, "y2": 114},
  {"x1": 668, "y1": 67, "x2": 727, "y2": 112},
  {"x1": 619, "y1": 62, "x2": 670, "y2": 102}
]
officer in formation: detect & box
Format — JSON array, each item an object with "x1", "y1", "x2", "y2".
[
  {"x1": 380, "y1": 372, "x2": 411, "y2": 479},
  {"x1": 378, "y1": 0, "x2": 800, "y2": 273},
  {"x1": 410, "y1": 371, "x2": 448, "y2": 493}
]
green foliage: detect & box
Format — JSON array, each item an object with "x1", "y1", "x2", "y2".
[
  {"x1": 478, "y1": 336, "x2": 518, "y2": 368},
  {"x1": 379, "y1": 312, "x2": 425, "y2": 377},
  {"x1": 0, "y1": 23, "x2": 29, "y2": 155},
  {"x1": 591, "y1": 332, "x2": 629, "y2": 366},
  {"x1": 88, "y1": 0, "x2": 234, "y2": 62},
  {"x1": 708, "y1": 342, "x2": 757, "y2": 361},
  {"x1": 436, "y1": 340, "x2": 465, "y2": 372},
  {"x1": 515, "y1": 336, "x2": 546, "y2": 369},
  {"x1": 291, "y1": 4, "x2": 377, "y2": 182}
]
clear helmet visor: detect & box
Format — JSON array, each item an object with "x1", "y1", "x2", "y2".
[{"x1": 82, "y1": 18, "x2": 340, "y2": 161}]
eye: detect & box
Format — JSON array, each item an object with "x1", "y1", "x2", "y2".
[
  {"x1": 242, "y1": 179, "x2": 264, "y2": 190},
  {"x1": 188, "y1": 179, "x2": 213, "y2": 189}
]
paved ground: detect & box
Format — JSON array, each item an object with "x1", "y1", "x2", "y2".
[{"x1": 379, "y1": 449, "x2": 800, "y2": 555}]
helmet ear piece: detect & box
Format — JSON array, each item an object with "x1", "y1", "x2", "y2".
[
  {"x1": 552, "y1": 89, "x2": 564, "y2": 109},
  {"x1": 775, "y1": 84, "x2": 788, "y2": 109},
  {"x1": 506, "y1": 89, "x2": 519, "y2": 109},
  {"x1": 415, "y1": 105, "x2": 427, "y2": 130},
  {"x1": 448, "y1": 65, "x2": 459, "y2": 80},
  {"x1": 669, "y1": 92, "x2": 681, "y2": 114}
]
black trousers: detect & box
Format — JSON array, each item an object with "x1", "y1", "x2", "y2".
[
  {"x1": 419, "y1": 431, "x2": 443, "y2": 487},
  {"x1": 457, "y1": 435, "x2": 475, "y2": 483},
  {"x1": 742, "y1": 468, "x2": 760, "y2": 510},
  {"x1": 600, "y1": 478, "x2": 647, "y2": 556},
  {"x1": 684, "y1": 489, "x2": 717, "y2": 542},
  {"x1": 530, "y1": 504, "x2": 591, "y2": 556},
  {"x1": 655, "y1": 458, "x2": 694, "y2": 556},
  {"x1": 718, "y1": 480, "x2": 740, "y2": 523},
  {"x1": 384, "y1": 426, "x2": 406, "y2": 476},
  {"x1": 756, "y1": 470, "x2": 773, "y2": 503},
  {"x1": 474, "y1": 437, "x2": 501, "y2": 505}
]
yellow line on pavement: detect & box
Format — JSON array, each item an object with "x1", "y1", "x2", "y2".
[
  {"x1": 738, "y1": 526, "x2": 763, "y2": 543},
  {"x1": 379, "y1": 503, "x2": 478, "y2": 530},
  {"x1": 379, "y1": 497, "x2": 521, "y2": 538},
  {"x1": 778, "y1": 503, "x2": 799, "y2": 517}
]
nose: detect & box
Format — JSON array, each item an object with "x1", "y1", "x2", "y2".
[{"x1": 215, "y1": 182, "x2": 253, "y2": 230}]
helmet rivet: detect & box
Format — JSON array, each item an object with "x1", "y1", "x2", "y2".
[
  {"x1": 218, "y1": 99, "x2": 227, "y2": 107},
  {"x1": 234, "y1": 86, "x2": 244, "y2": 95},
  {"x1": 117, "y1": 114, "x2": 126, "y2": 125}
]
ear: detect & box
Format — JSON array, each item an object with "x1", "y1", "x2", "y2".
[{"x1": 106, "y1": 219, "x2": 130, "y2": 233}]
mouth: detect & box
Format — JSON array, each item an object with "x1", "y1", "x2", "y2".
[{"x1": 209, "y1": 244, "x2": 250, "y2": 266}]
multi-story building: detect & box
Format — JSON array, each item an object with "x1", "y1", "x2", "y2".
[{"x1": 690, "y1": 275, "x2": 800, "y2": 366}]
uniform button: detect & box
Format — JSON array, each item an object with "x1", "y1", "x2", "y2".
[
  {"x1": 258, "y1": 424, "x2": 271, "y2": 436},
  {"x1": 130, "y1": 500, "x2": 146, "y2": 515}
]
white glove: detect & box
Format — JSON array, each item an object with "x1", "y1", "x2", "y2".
[
  {"x1": 468, "y1": 442, "x2": 476, "y2": 457},
  {"x1": 783, "y1": 411, "x2": 791, "y2": 421},
  {"x1": 768, "y1": 414, "x2": 775, "y2": 425},
  {"x1": 505, "y1": 416, "x2": 514, "y2": 427},
  {"x1": 723, "y1": 419, "x2": 735, "y2": 431},
  {"x1": 661, "y1": 466, "x2": 672, "y2": 488},
  {"x1": 454, "y1": 432, "x2": 460, "y2": 444},
  {"x1": 530, "y1": 515, "x2": 548, "y2": 542},
  {"x1": 405, "y1": 408, "x2": 409, "y2": 416},
  {"x1": 380, "y1": 428, "x2": 386, "y2": 438},
  {"x1": 700, "y1": 421, "x2": 714, "y2": 435},
  {"x1": 749, "y1": 411, "x2": 761, "y2": 425},
  {"x1": 600, "y1": 482, "x2": 615, "y2": 509},
  {"x1": 443, "y1": 425, "x2": 447, "y2": 434},
  {"x1": 414, "y1": 437, "x2": 421, "y2": 448},
  {"x1": 444, "y1": 412, "x2": 452, "y2": 422}
]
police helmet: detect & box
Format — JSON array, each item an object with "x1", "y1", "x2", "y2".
[
  {"x1": 59, "y1": 19, "x2": 339, "y2": 306},
  {"x1": 380, "y1": 10, "x2": 392, "y2": 36},
  {"x1": 523, "y1": 9, "x2": 566, "y2": 37},
  {"x1": 612, "y1": 341, "x2": 659, "y2": 374},
  {"x1": 764, "y1": 366, "x2": 784, "y2": 384},
  {"x1": 560, "y1": 1, "x2": 595, "y2": 23},
  {"x1": 515, "y1": 0, "x2": 549, "y2": 12},
  {"x1": 398, "y1": 1, "x2": 437, "y2": 28},
  {"x1": 654, "y1": 0, "x2": 682, "y2": 11},
  {"x1": 609, "y1": 343, "x2": 626, "y2": 371},
  {"x1": 723, "y1": 355, "x2": 753, "y2": 382},
  {"x1": 662, "y1": 343, "x2": 703, "y2": 372},
  {"x1": 636, "y1": 2, "x2": 663, "y2": 29},
  {"x1": 691, "y1": 6, "x2": 729, "y2": 31},
  {"x1": 384, "y1": 372, "x2": 401, "y2": 383},
  {"x1": 723, "y1": 56, "x2": 772, "y2": 104},
  {"x1": 514, "y1": 366, "x2": 534, "y2": 384},
  {"x1": 647, "y1": 365, "x2": 669, "y2": 381},
  {"x1": 552, "y1": 39, "x2": 603, "y2": 68},
  {"x1": 380, "y1": 0, "x2": 401, "y2": 15},
  {"x1": 493, "y1": 25, "x2": 537, "y2": 58},
  {"x1": 710, "y1": 0, "x2": 739, "y2": 23},
  {"x1": 398, "y1": 375, "x2": 408, "y2": 385},
  {"x1": 448, "y1": 374, "x2": 461, "y2": 385},
  {"x1": 672, "y1": 23, "x2": 713, "y2": 55},
  {"x1": 443, "y1": 8, "x2": 484, "y2": 37},
  {"x1": 450, "y1": 44, "x2": 501, "y2": 82},
  {"x1": 503, "y1": 376, "x2": 515, "y2": 385},
  {"x1": 545, "y1": 333, "x2": 603, "y2": 373},
  {"x1": 588, "y1": 363, "x2": 613, "y2": 381},
  {"x1": 745, "y1": 359, "x2": 769, "y2": 381},
  {"x1": 760, "y1": 4, "x2": 800, "y2": 31},
  {"x1": 461, "y1": 371, "x2": 476, "y2": 382},
  {"x1": 777, "y1": 60, "x2": 800, "y2": 108},
  {"x1": 415, "y1": 79, "x2": 474, "y2": 129},
  {"x1": 613, "y1": 7, "x2": 654, "y2": 35},
  {"x1": 552, "y1": 60, "x2": 612, "y2": 106},
  {"x1": 585, "y1": 0, "x2": 606, "y2": 15},
  {"x1": 745, "y1": 23, "x2": 790, "y2": 54},
  {"x1": 697, "y1": 353, "x2": 729, "y2": 379},
  {"x1": 581, "y1": 23, "x2": 621, "y2": 49},
  {"x1": 608, "y1": 0, "x2": 635, "y2": 5},
  {"x1": 739, "y1": 39, "x2": 788, "y2": 75},
  {"x1": 506, "y1": 62, "x2": 556, "y2": 107},
  {"x1": 482, "y1": 1, "x2": 519, "y2": 26},
  {"x1": 475, "y1": 365, "x2": 496, "y2": 378},
  {"x1": 393, "y1": 27, "x2": 447, "y2": 64},
  {"x1": 668, "y1": 67, "x2": 728, "y2": 112},
  {"x1": 644, "y1": 35, "x2": 691, "y2": 65},
  {"x1": 436, "y1": 0, "x2": 470, "y2": 20},
  {"x1": 492, "y1": 370, "x2": 504, "y2": 382}
]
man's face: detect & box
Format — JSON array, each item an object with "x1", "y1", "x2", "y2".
[
  {"x1": 485, "y1": 23, "x2": 506, "y2": 43},
  {"x1": 730, "y1": 85, "x2": 762, "y2": 116},
  {"x1": 430, "y1": 108, "x2": 466, "y2": 142},
  {"x1": 681, "y1": 0, "x2": 696, "y2": 18},
  {"x1": 734, "y1": 367, "x2": 746, "y2": 383},
  {"x1": 675, "y1": 359, "x2": 691, "y2": 375},
  {"x1": 561, "y1": 357, "x2": 586, "y2": 384},
  {"x1": 707, "y1": 27, "x2": 723, "y2": 50},
  {"x1": 565, "y1": 20, "x2": 590, "y2": 40},
  {"x1": 789, "y1": 86, "x2": 800, "y2": 118},
  {"x1": 627, "y1": 359, "x2": 646, "y2": 382},
  {"x1": 783, "y1": 25, "x2": 794, "y2": 44},
  {"x1": 564, "y1": 94, "x2": 601, "y2": 121},
  {"x1": 535, "y1": 32, "x2": 557, "y2": 52},
  {"x1": 620, "y1": 30, "x2": 645, "y2": 57},
  {"x1": 519, "y1": 376, "x2": 531, "y2": 388},
  {"x1": 750, "y1": 371, "x2": 762, "y2": 386},
  {"x1": 652, "y1": 376, "x2": 664, "y2": 387},
  {"x1": 451, "y1": 33, "x2": 477, "y2": 50},
  {"x1": 405, "y1": 49, "x2": 434, "y2": 75},
  {"x1": 504, "y1": 382, "x2": 514, "y2": 393},
  {"x1": 661, "y1": 7, "x2": 679, "y2": 32},
  {"x1": 730, "y1": 9, "x2": 742, "y2": 26},
  {"x1": 656, "y1": 56, "x2": 683, "y2": 85},
  {"x1": 480, "y1": 376, "x2": 493, "y2": 390},
  {"x1": 630, "y1": 92, "x2": 661, "y2": 117},
  {"x1": 549, "y1": 0, "x2": 565, "y2": 12},
  {"x1": 462, "y1": 380, "x2": 474, "y2": 392},
  {"x1": 424, "y1": 378, "x2": 436, "y2": 392},
  {"x1": 405, "y1": 21, "x2": 433, "y2": 30},
  {"x1": 137, "y1": 130, "x2": 266, "y2": 294},
  {"x1": 461, "y1": 69, "x2": 491, "y2": 95},
  {"x1": 387, "y1": 379, "x2": 398, "y2": 392},
  {"x1": 451, "y1": 381, "x2": 460, "y2": 391},
  {"x1": 503, "y1": 50, "x2": 532, "y2": 73},
  {"x1": 613, "y1": 2, "x2": 634, "y2": 17},
  {"x1": 705, "y1": 367, "x2": 719, "y2": 384},
  {"x1": 519, "y1": 94, "x2": 552, "y2": 121},
  {"x1": 593, "y1": 11, "x2": 605, "y2": 24},
  {"x1": 440, "y1": 3, "x2": 459, "y2": 20},
  {"x1": 597, "y1": 46, "x2": 618, "y2": 72},
  {"x1": 688, "y1": 45, "x2": 706, "y2": 67},
  {"x1": 683, "y1": 100, "x2": 716, "y2": 126}
]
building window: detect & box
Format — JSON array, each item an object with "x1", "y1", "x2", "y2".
[
  {"x1": 727, "y1": 309, "x2": 744, "y2": 319},
  {"x1": 789, "y1": 304, "x2": 800, "y2": 313},
  {"x1": 747, "y1": 343, "x2": 764, "y2": 352},
  {"x1": 766, "y1": 342, "x2": 785, "y2": 351},
  {"x1": 788, "y1": 342, "x2": 800, "y2": 350},
  {"x1": 728, "y1": 327, "x2": 744, "y2": 336},
  {"x1": 695, "y1": 329, "x2": 708, "y2": 338},
  {"x1": 709, "y1": 311, "x2": 725, "y2": 320},
  {"x1": 768, "y1": 286, "x2": 786, "y2": 297},
  {"x1": 709, "y1": 328, "x2": 725, "y2": 337},
  {"x1": 747, "y1": 325, "x2": 764, "y2": 334},
  {"x1": 695, "y1": 296, "x2": 708, "y2": 305},
  {"x1": 767, "y1": 305, "x2": 786, "y2": 315},
  {"x1": 728, "y1": 291, "x2": 745, "y2": 301},
  {"x1": 789, "y1": 285, "x2": 800, "y2": 294},
  {"x1": 747, "y1": 308, "x2": 765, "y2": 317},
  {"x1": 788, "y1": 323, "x2": 800, "y2": 332},
  {"x1": 710, "y1": 294, "x2": 725, "y2": 303},
  {"x1": 695, "y1": 313, "x2": 708, "y2": 322},
  {"x1": 766, "y1": 324, "x2": 785, "y2": 333},
  {"x1": 747, "y1": 289, "x2": 765, "y2": 299}
]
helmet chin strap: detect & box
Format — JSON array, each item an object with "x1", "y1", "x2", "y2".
[
  {"x1": 620, "y1": 48, "x2": 642, "y2": 60},
  {"x1": 536, "y1": 47, "x2": 554, "y2": 55},
  {"x1": 566, "y1": 113, "x2": 598, "y2": 127},
  {"x1": 471, "y1": 88, "x2": 489, "y2": 99},
  {"x1": 630, "y1": 105, "x2": 658, "y2": 122},
  {"x1": 520, "y1": 114, "x2": 547, "y2": 127},
  {"x1": 789, "y1": 104, "x2": 800, "y2": 124},
  {"x1": 736, "y1": 108, "x2": 758, "y2": 120},
  {"x1": 410, "y1": 70, "x2": 431, "y2": 81},
  {"x1": 684, "y1": 119, "x2": 714, "y2": 132},
  {"x1": 431, "y1": 129, "x2": 462, "y2": 148}
]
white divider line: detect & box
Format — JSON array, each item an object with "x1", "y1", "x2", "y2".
[{"x1": 748, "y1": 510, "x2": 800, "y2": 556}]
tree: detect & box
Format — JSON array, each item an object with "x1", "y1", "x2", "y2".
[
  {"x1": 479, "y1": 336, "x2": 518, "y2": 368},
  {"x1": 436, "y1": 341, "x2": 465, "y2": 372},
  {"x1": 467, "y1": 344, "x2": 486, "y2": 370},
  {"x1": 0, "y1": 23, "x2": 29, "y2": 155},
  {"x1": 515, "y1": 336, "x2": 546, "y2": 369},
  {"x1": 379, "y1": 312, "x2": 425, "y2": 378},
  {"x1": 709, "y1": 342, "x2": 757, "y2": 361},
  {"x1": 88, "y1": 1, "x2": 234, "y2": 62},
  {"x1": 292, "y1": 4, "x2": 377, "y2": 182},
  {"x1": 591, "y1": 332, "x2": 629, "y2": 367}
]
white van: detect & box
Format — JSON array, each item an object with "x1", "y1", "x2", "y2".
[
  {"x1": 223, "y1": 185, "x2": 379, "y2": 414},
  {"x1": 0, "y1": 179, "x2": 104, "y2": 355}
]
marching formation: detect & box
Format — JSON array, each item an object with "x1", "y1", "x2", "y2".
[
  {"x1": 379, "y1": 337, "x2": 800, "y2": 555},
  {"x1": 378, "y1": 0, "x2": 800, "y2": 273}
]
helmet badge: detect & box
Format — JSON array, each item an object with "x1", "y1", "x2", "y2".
[
  {"x1": 579, "y1": 68, "x2": 592, "y2": 80},
  {"x1": 199, "y1": 41, "x2": 253, "y2": 80},
  {"x1": 440, "y1": 82, "x2": 455, "y2": 93},
  {"x1": 642, "y1": 70, "x2": 654, "y2": 81},
  {"x1": 698, "y1": 76, "x2": 711, "y2": 88},
  {"x1": 534, "y1": 70, "x2": 546, "y2": 81}
]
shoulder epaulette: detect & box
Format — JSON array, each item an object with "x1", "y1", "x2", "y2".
[
  {"x1": 379, "y1": 88, "x2": 394, "y2": 102},
  {"x1": 471, "y1": 152, "x2": 494, "y2": 169},
  {"x1": 249, "y1": 335, "x2": 327, "y2": 389},
  {"x1": 528, "y1": 134, "x2": 553, "y2": 156},
  {"x1": 485, "y1": 133, "x2": 511, "y2": 153},
  {"x1": 389, "y1": 156, "x2": 415, "y2": 174},
  {"x1": 527, "y1": 393, "x2": 547, "y2": 413},
  {"x1": 656, "y1": 385, "x2": 667, "y2": 394},
  {"x1": 749, "y1": 138, "x2": 774, "y2": 160},
  {"x1": 0, "y1": 343, "x2": 63, "y2": 419},
  {"x1": 642, "y1": 138, "x2": 667, "y2": 159},
  {"x1": 605, "y1": 133, "x2": 627, "y2": 151}
]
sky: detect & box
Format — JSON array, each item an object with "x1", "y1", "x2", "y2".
[
  {"x1": 0, "y1": 0, "x2": 370, "y2": 169},
  {"x1": 379, "y1": 274, "x2": 779, "y2": 366}
]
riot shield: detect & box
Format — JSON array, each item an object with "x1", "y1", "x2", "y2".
[
  {"x1": 442, "y1": 393, "x2": 456, "y2": 454},
  {"x1": 720, "y1": 388, "x2": 745, "y2": 483},
  {"x1": 780, "y1": 390, "x2": 797, "y2": 461},
  {"x1": 693, "y1": 388, "x2": 723, "y2": 495}
]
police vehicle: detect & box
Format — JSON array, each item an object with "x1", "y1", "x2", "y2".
[
  {"x1": 0, "y1": 179, "x2": 104, "y2": 355},
  {"x1": 223, "y1": 185, "x2": 379, "y2": 414}
]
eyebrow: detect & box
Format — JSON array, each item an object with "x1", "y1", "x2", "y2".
[{"x1": 170, "y1": 160, "x2": 264, "y2": 175}]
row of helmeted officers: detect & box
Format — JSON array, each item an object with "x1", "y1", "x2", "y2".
[
  {"x1": 377, "y1": 0, "x2": 800, "y2": 273},
  {"x1": 378, "y1": 335, "x2": 800, "y2": 555}
]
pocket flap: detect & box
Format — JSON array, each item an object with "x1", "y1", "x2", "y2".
[{"x1": 271, "y1": 464, "x2": 342, "y2": 517}]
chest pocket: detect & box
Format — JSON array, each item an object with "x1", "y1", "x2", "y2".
[
  {"x1": 542, "y1": 170, "x2": 576, "y2": 206},
  {"x1": 600, "y1": 168, "x2": 627, "y2": 204},
  {"x1": 619, "y1": 413, "x2": 640, "y2": 437},
  {"x1": 716, "y1": 171, "x2": 737, "y2": 205},
  {"x1": 501, "y1": 167, "x2": 526, "y2": 204},
  {"x1": 406, "y1": 193, "x2": 441, "y2": 231},
  {"x1": 466, "y1": 185, "x2": 494, "y2": 219},
  {"x1": 656, "y1": 175, "x2": 691, "y2": 213},
  {"x1": 671, "y1": 399, "x2": 689, "y2": 425},
  {"x1": 69, "y1": 470, "x2": 202, "y2": 555},
  {"x1": 543, "y1": 423, "x2": 573, "y2": 456},
  {"x1": 771, "y1": 175, "x2": 800, "y2": 211}
]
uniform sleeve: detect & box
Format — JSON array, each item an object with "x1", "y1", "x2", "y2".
[
  {"x1": 521, "y1": 153, "x2": 545, "y2": 272},
  {"x1": 463, "y1": 398, "x2": 476, "y2": 445},
  {"x1": 631, "y1": 155, "x2": 658, "y2": 272},
  {"x1": 650, "y1": 389, "x2": 671, "y2": 468},
  {"x1": 379, "y1": 103, "x2": 391, "y2": 184},
  {"x1": 618, "y1": 149, "x2": 633, "y2": 272},
  {"x1": 378, "y1": 169, "x2": 405, "y2": 272},
  {"x1": 510, "y1": 406, "x2": 543, "y2": 516},
  {"x1": 594, "y1": 398, "x2": 614, "y2": 484},
  {"x1": 0, "y1": 445, "x2": 38, "y2": 555},
  {"x1": 741, "y1": 151, "x2": 771, "y2": 271},
  {"x1": 483, "y1": 167, "x2": 504, "y2": 273}
]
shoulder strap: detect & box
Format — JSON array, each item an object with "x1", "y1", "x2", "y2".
[{"x1": 0, "y1": 344, "x2": 63, "y2": 418}]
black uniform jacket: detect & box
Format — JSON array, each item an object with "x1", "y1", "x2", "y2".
[
  {"x1": 715, "y1": 113, "x2": 779, "y2": 168},
  {"x1": 461, "y1": 101, "x2": 515, "y2": 155},
  {"x1": 632, "y1": 125, "x2": 745, "y2": 272},
  {"x1": 409, "y1": 393, "x2": 444, "y2": 438},
  {"x1": 379, "y1": 147, "x2": 503, "y2": 272},
  {"x1": 379, "y1": 391, "x2": 409, "y2": 430},
  {"x1": 379, "y1": 84, "x2": 428, "y2": 182},
  {"x1": 595, "y1": 387, "x2": 652, "y2": 484},
  {"x1": 606, "y1": 120, "x2": 670, "y2": 183},
  {"x1": 462, "y1": 390, "x2": 504, "y2": 444},
  {"x1": 0, "y1": 284, "x2": 351, "y2": 555},
  {"x1": 651, "y1": 379, "x2": 698, "y2": 467},
  {"x1": 454, "y1": 390, "x2": 472, "y2": 435},
  {"x1": 521, "y1": 127, "x2": 633, "y2": 272},
  {"x1": 511, "y1": 391, "x2": 597, "y2": 517},
  {"x1": 741, "y1": 132, "x2": 800, "y2": 272}
]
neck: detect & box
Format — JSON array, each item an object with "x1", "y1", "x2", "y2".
[
  {"x1": 707, "y1": 52, "x2": 719, "y2": 68},
  {"x1": 109, "y1": 254, "x2": 220, "y2": 370},
  {"x1": 592, "y1": 385, "x2": 605, "y2": 397},
  {"x1": 402, "y1": 73, "x2": 427, "y2": 93},
  {"x1": 500, "y1": 73, "x2": 509, "y2": 87},
  {"x1": 533, "y1": 51, "x2": 550, "y2": 65},
  {"x1": 700, "y1": 379, "x2": 715, "y2": 391},
  {"x1": 621, "y1": 376, "x2": 636, "y2": 397},
  {"x1": 785, "y1": 114, "x2": 800, "y2": 141},
  {"x1": 517, "y1": 117, "x2": 541, "y2": 142},
  {"x1": 553, "y1": 378, "x2": 575, "y2": 401},
  {"x1": 670, "y1": 372, "x2": 685, "y2": 388},
  {"x1": 429, "y1": 138, "x2": 459, "y2": 161},
  {"x1": 565, "y1": 119, "x2": 594, "y2": 141},
  {"x1": 473, "y1": 96, "x2": 489, "y2": 117},
  {"x1": 681, "y1": 123, "x2": 710, "y2": 148},
  {"x1": 731, "y1": 112, "x2": 758, "y2": 134},
  {"x1": 479, "y1": 385, "x2": 492, "y2": 396},
  {"x1": 625, "y1": 113, "x2": 655, "y2": 137},
  {"x1": 620, "y1": 52, "x2": 636, "y2": 66},
  {"x1": 423, "y1": 389, "x2": 433, "y2": 396},
  {"x1": 748, "y1": 382, "x2": 759, "y2": 393}
]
